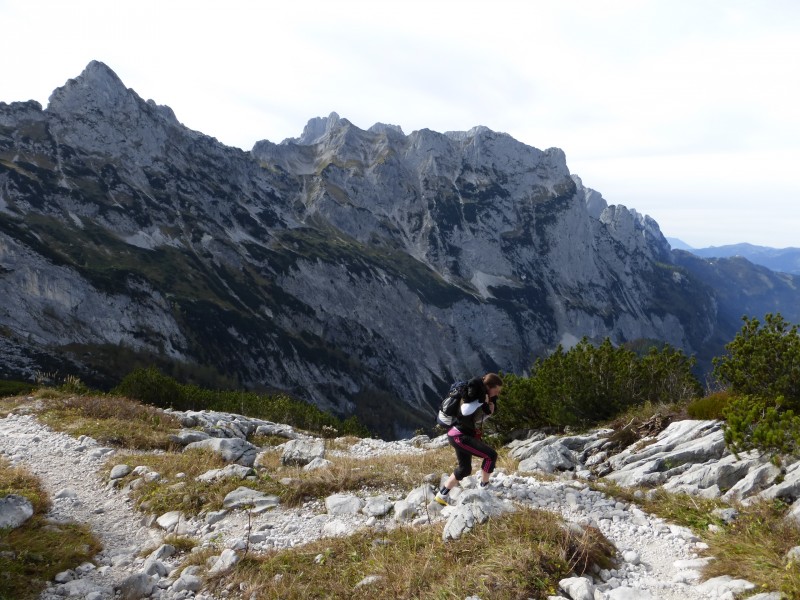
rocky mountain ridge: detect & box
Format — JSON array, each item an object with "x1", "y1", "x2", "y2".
[{"x1": 1, "y1": 61, "x2": 798, "y2": 435}]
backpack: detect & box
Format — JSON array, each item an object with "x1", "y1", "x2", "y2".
[{"x1": 436, "y1": 380, "x2": 468, "y2": 427}]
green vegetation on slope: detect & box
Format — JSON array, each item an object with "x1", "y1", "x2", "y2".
[{"x1": 113, "y1": 366, "x2": 369, "y2": 437}]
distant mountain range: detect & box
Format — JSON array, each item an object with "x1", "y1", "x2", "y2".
[{"x1": 667, "y1": 239, "x2": 800, "y2": 275}]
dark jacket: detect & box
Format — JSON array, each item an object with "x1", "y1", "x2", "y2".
[{"x1": 453, "y1": 377, "x2": 497, "y2": 436}]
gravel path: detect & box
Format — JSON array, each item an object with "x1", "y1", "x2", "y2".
[{"x1": 0, "y1": 412, "x2": 761, "y2": 600}]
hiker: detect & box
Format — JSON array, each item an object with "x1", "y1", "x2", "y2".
[{"x1": 435, "y1": 373, "x2": 503, "y2": 506}]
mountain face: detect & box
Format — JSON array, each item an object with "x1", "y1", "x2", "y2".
[
  {"x1": 685, "y1": 243, "x2": 800, "y2": 276},
  {"x1": 1, "y1": 62, "x2": 797, "y2": 437}
]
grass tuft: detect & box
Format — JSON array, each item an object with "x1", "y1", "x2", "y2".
[
  {"x1": 35, "y1": 393, "x2": 181, "y2": 450},
  {"x1": 0, "y1": 457, "x2": 101, "y2": 600},
  {"x1": 207, "y1": 507, "x2": 615, "y2": 600},
  {"x1": 704, "y1": 499, "x2": 800, "y2": 598}
]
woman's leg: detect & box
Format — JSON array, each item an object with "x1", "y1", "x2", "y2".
[
  {"x1": 450, "y1": 433, "x2": 497, "y2": 477},
  {"x1": 449, "y1": 435, "x2": 475, "y2": 481}
]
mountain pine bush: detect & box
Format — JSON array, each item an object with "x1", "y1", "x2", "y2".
[
  {"x1": 715, "y1": 313, "x2": 800, "y2": 455},
  {"x1": 113, "y1": 367, "x2": 369, "y2": 437},
  {"x1": 492, "y1": 338, "x2": 701, "y2": 432},
  {"x1": 713, "y1": 313, "x2": 800, "y2": 404}
]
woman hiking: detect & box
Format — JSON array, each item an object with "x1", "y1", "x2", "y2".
[{"x1": 435, "y1": 373, "x2": 503, "y2": 506}]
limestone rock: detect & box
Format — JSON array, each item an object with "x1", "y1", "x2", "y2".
[
  {"x1": 116, "y1": 573, "x2": 155, "y2": 600},
  {"x1": 222, "y1": 487, "x2": 280, "y2": 512},
  {"x1": 197, "y1": 463, "x2": 255, "y2": 482},
  {"x1": 184, "y1": 437, "x2": 258, "y2": 467},
  {"x1": 559, "y1": 576, "x2": 594, "y2": 600},
  {"x1": 0, "y1": 494, "x2": 34, "y2": 529},
  {"x1": 208, "y1": 548, "x2": 239, "y2": 575},
  {"x1": 325, "y1": 493, "x2": 364, "y2": 516},
  {"x1": 281, "y1": 439, "x2": 326, "y2": 467}
]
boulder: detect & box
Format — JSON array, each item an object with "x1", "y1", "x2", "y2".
[
  {"x1": 255, "y1": 423, "x2": 300, "y2": 439},
  {"x1": 303, "y1": 457, "x2": 333, "y2": 471},
  {"x1": 723, "y1": 462, "x2": 782, "y2": 502},
  {"x1": 608, "y1": 420, "x2": 721, "y2": 471},
  {"x1": 558, "y1": 576, "x2": 594, "y2": 600},
  {"x1": 168, "y1": 430, "x2": 211, "y2": 446},
  {"x1": 0, "y1": 494, "x2": 34, "y2": 529},
  {"x1": 184, "y1": 437, "x2": 258, "y2": 467},
  {"x1": 222, "y1": 487, "x2": 280, "y2": 512},
  {"x1": 405, "y1": 484, "x2": 435, "y2": 506},
  {"x1": 156, "y1": 511, "x2": 183, "y2": 531},
  {"x1": 518, "y1": 441, "x2": 578, "y2": 473},
  {"x1": 662, "y1": 453, "x2": 758, "y2": 497},
  {"x1": 363, "y1": 495, "x2": 393, "y2": 517},
  {"x1": 604, "y1": 422, "x2": 727, "y2": 488},
  {"x1": 695, "y1": 575, "x2": 756, "y2": 597},
  {"x1": 172, "y1": 573, "x2": 203, "y2": 593},
  {"x1": 109, "y1": 464, "x2": 132, "y2": 479},
  {"x1": 116, "y1": 573, "x2": 155, "y2": 600},
  {"x1": 785, "y1": 499, "x2": 800, "y2": 526},
  {"x1": 509, "y1": 435, "x2": 558, "y2": 461},
  {"x1": 143, "y1": 557, "x2": 168, "y2": 577},
  {"x1": 197, "y1": 463, "x2": 255, "y2": 482},
  {"x1": 325, "y1": 493, "x2": 364, "y2": 516},
  {"x1": 392, "y1": 500, "x2": 416, "y2": 522},
  {"x1": 280, "y1": 439, "x2": 326, "y2": 467},
  {"x1": 442, "y1": 489, "x2": 513, "y2": 540},
  {"x1": 208, "y1": 548, "x2": 239, "y2": 575},
  {"x1": 760, "y1": 461, "x2": 800, "y2": 502}
]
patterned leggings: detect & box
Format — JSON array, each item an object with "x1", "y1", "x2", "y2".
[{"x1": 447, "y1": 429, "x2": 497, "y2": 480}]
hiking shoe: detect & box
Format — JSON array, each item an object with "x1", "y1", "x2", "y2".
[{"x1": 434, "y1": 491, "x2": 451, "y2": 506}]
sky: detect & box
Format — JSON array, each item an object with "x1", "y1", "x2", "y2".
[{"x1": 2, "y1": 0, "x2": 799, "y2": 249}]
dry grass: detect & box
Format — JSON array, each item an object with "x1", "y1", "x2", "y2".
[
  {"x1": 208, "y1": 507, "x2": 615, "y2": 600},
  {"x1": 0, "y1": 395, "x2": 37, "y2": 418},
  {"x1": 0, "y1": 389, "x2": 181, "y2": 451},
  {"x1": 0, "y1": 456, "x2": 101, "y2": 600},
  {"x1": 108, "y1": 449, "x2": 231, "y2": 515},
  {"x1": 703, "y1": 499, "x2": 800, "y2": 598},
  {"x1": 112, "y1": 443, "x2": 518, "y2": 517},
  {"x1": 35, "y1": 393, "x2": 181, "y2": 450}
]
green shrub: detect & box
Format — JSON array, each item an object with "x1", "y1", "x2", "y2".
[
  {"x1": 113, "y1": 367, "x2": 369, "y2": 437},
  {"x1": 113, "y1": 366, "x2": 183, "y2": 407},
  {"x1": 713, "y1": 313, "x2": 800, "y2": 406},
  {"x1": 713, "y1": 314, "x2": 800, "y2": 455},
  {"x1": 687, "y1": 391, "x2": 732, "y2": 420},
  {"x1": 492, "y1": 338, "x2": 701, "y2": 431},
  {"x1": 0, "y1": 379, "x2": 35, "y2": 398},
  {"x1": 723, "y1": 394, "x2": 800, "y2": 456}
]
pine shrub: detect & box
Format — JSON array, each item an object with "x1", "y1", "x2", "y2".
[{"x1": 714, "y1": 313, "x2": 800, "y2": 455}]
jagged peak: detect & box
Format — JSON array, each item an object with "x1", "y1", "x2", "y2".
[
  {"x1": 46, "y1": 60, "x2": 136, "y2": 114},
  {"x1": 573, "y1": 174, "x2": 609, "y2": 219},
  {"x1": 282, "y1": 112, "x2": 347, "y2": 145},
  {"x1": 368, "y1": 122, "x2": 405, "y2": 137},
  {"x1": 44, "y1": 60, "x2": 183, "y2": 133},
  {"x1": 444, "y1": 125, "x2": 495, "y2": 142}
]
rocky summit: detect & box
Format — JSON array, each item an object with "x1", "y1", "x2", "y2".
[{"x1": 1, "y1": 61, "x2": 798, "y2": 435}]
